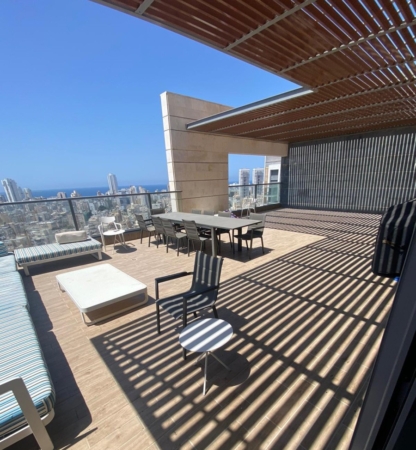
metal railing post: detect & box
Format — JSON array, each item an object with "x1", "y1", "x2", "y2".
[
  {"x1": 254, "y1": 184, "x2": 258, "y2": 201},
  {"x1": 68, "y1": 199, "x2": 79, "y2": 230},
  {"x1": 147, "y1": 193, "x2": 152, "y2": 214}
]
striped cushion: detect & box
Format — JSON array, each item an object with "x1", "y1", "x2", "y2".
[
  {"x1": 0, "y1": 255, "x2": 16, "y2": 274},
  {"x1": 0, "y1": 308, "x2": 55, "y2": 439},
  {"x1": 14, "y1": 238, "x2": 102, "y2": 264},
  {"x1": 0, "y1": 272, "x2": 28, "y2": 311},
  {"x1": 0, "y1": 242, "x2": 8, "y2": 257}
]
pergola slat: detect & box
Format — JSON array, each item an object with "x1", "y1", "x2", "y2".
[{"x1": 95, "y1": 0, "x2": 416, "y2": 142}]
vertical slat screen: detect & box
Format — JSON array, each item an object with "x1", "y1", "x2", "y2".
[{"x1": 283, "y1": 128, "x2": 416, "y2": 212}]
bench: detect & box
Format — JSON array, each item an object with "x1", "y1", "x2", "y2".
[
  {"x1": 0, "y1": 244, "x2": 55, "y2": 449},
  {"x1": 14, "y1": 238, "x2": 103, "y2": 276}
]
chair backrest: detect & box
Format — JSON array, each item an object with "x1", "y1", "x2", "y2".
[
  {"x1": 191, "y1": 209, "x2": 201, "y2": 214},
  {"x1": 203, "y1": 210, "x2": 215, "y2": 216},
  {"x1": 248, "y1": 213, "x2": 266, "y2": 233},
  {"x1": 100, "y1": 216, "x2": 116, "y2": 225},
  {"x1": 99, "y1": 216, "x2": 116, "y2": 233},
  {"x1": 182, "y1": 219, "x2": 201, "y2": 241},
  {"x1": 152, "y1": 216, "x2": 165, "y2": 235},
  {"x1": 190, "y1": 252, "x2": 224, "y2": 303},
  {"x1": 218, "y1": 211, "x2": 230, "y2": 217},
  {"x1": 151, "y1": 208, "x2": 165, "y2": 215},
  {"x1": 135, "y1": 214, "x2": 149, "y2": 232},
  {"x1": 161, "y1": 218, "x2": 177, "y2": 238}
]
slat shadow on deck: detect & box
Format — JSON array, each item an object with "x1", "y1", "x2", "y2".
[{"x1": 9, "y1": 209, "x2": 394, "y2": 450}]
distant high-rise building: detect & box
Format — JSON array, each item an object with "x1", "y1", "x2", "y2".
[
  {"x1": 238, "y1": 169, "x2": 250, "y2": 199},
  {"x1": 1, "y1": 178, "x2": 22, "y2": 202},
  {"x1": 252, "y1": 168, "x2": 265, "y2": 198},
  {"x1": 264, "y1": 156, "x2": 281, "y2": 183},
  {"x1": 23, "y1": 188, "x2": 33, "y2": 200},
  {"x1": 57, "y1": 192, "x2": 67, "y2": 199},
  {"x1": 70, "y1": 190, "x2": 81, "y2": 198},
  {"x1": 107, "y1": 173, "x2": 118, "y2": 195},
  {"x1": 0, "y1": 195, "x2": 6, "y2": 203},
  {"x1": 264, "y1": 156, "x2": 281, "y2": 204}
]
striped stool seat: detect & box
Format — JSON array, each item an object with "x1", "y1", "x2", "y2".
[
  {"x1": 0, "y1": 308, "x2": 55, "y2": 439},
  {"x1": 0, "y1": 272, "x2": 28, "y2": 311},
  {"x1": 14, "y1": 238, "x2": 102, "y2": 264},
  {"x1": 0, "y1": 255, "x2": 17, "y2": 274}
]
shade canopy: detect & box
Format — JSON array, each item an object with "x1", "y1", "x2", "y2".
[{"x1": 93, "y1": 0, "x2": 416, "y2": 142}]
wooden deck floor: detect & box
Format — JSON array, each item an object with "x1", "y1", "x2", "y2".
[{"x1": 9, "y1": 209, "x2": 395, "y2": 450}]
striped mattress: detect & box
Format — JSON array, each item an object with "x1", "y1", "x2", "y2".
[
  {"x1": 0, "y1": 308, "x2": 55, "y2": 439},
  {"x1": 0, "y1": 272, "x2": 28, "y2": 311},
  {"x1": 14, "y1": 238, "x2": 102, "y2": 264},
  {"x1": 0, "y1": 255, "x2": 16, "y2": 274}
]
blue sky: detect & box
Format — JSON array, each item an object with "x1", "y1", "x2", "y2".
[{"x1": 0, "y1": 0, "x2": 297, "y2": 190}]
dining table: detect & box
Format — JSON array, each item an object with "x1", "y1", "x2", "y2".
[{"x1": 152, "y1": 212, "x2": 262, "y2": 257}]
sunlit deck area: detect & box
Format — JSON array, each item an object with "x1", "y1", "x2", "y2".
[{"x1": 9, "y1": 208, "x2": 395, "y2": 450}]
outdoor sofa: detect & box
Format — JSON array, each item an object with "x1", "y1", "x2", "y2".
[{"x1": 0, "y1": 243, "x2": 55, "y2": 449}]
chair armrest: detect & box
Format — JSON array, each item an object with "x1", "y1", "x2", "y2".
[
  {"x1": 114, "y1": 222, "x2": 123, "y2": 230},
  {"x1": 155, "y1": 271, "x2": 193, "y2": 299},
  {"x1": 0, "y1": 377, "x2": 53, "y2": 450}
]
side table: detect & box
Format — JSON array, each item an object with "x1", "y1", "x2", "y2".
[{"x1": 179, "y1": 318, "x2": 233, "y2": 395}]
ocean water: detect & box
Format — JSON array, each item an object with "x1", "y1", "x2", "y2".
[{"x1": 23, "y1": 184, "x2": 169, "y2": 199}]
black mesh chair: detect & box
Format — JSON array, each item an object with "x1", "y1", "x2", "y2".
[
  {"x1": 237, "y1": 213, "x2": 266, "y2": 259},
  {"x1": 135, "y1": 214, "x2": 156, "y2": 247},
  {"x1": 182, "y1": 219, "x2": 209, "y2": 256},
  {"x1": 152, "y1": 216, "x2": 166, "y2": 248},
  {"x1": 161, "y1": 218, "x2": 187, "y2": 256},
  {"x1": 217, "y1": 211, "x2": 234, "y2": 254},
  {"x1": 155, "y1": 251, "x2": 224, "y2": 358}
]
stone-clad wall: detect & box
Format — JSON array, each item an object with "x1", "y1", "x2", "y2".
[
  {"x1": 281, "y1": 128, "x2": 416, "y2": 212},
  {"x1": 161, "y1": 92, "x2": 288, "y2": 212}
]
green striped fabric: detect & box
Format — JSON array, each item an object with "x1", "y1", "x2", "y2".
[
  {"x1": 0, "y1": 272, "x2": 28, "y2": 311},
  {"x1": 0, "y1": 308, "x2": 55, "y2": 439},
  {"x1": 14, "y1": 238, "x2": 102, "y2": 264},
  {"x1": 0, "y1": 255, "x2": 16, "y2": 274}
]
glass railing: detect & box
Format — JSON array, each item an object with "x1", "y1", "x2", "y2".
[
  {"x1": 228, "y1": 183, "x2": 280, "y2": 211},
  {"x1": 0, "y1": 191, "x2": 180, "y2": 251}
]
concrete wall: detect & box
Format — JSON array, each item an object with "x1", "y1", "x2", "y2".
[
  {"x1": 280, "y1": 127, "x2": 416, "y2": 212},
  {"x1": 161, "y1": 92, "x2": 288, "y2": 212}
]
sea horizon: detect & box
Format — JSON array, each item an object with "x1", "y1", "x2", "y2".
[{"x1": 0, "y1": 184, "x2": 170, "y2": 200}]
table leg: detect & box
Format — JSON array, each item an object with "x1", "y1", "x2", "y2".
[
  {"x1": 237, "y1": 227, "x2": 243, "y2": 252},
  {"x1": 211, "y1": 352, "x2": 231, "y2": 371},
  {"x1": 211, "y1": 227, "x2": 217, "y2": 257}
]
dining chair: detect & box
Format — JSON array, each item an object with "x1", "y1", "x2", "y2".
[
  {"x1": 151, "y1": 216, "x2": 166, "y2": 248},
  {"x1": 161, "y1": 218, "x2": 187, "y2": 256},
  {"x1": 135, "y1": 214, "x2": 156, "y2": 247},
  {"x1": 237, "y1": 213, "x2": 266, "y2": 259},
  {"x1": 203, "y1": 210, "x2": 215, "y2": 216},
  {"x1": 191, "y1": 209, "x2": 202, "y2": 214},
  {"x1": 217, "y1": 211, "x2": 234, "y2": 254},
  {"x1": 155, "y1": 251, "x2": 224, "y2": 358},
  {"x1": 182, "y1": 219, "x2": 209, "y2": 256}
]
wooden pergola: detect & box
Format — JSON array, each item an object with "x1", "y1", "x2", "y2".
[{"x1": 92, "y1": 0, "x2": 416, "y2": 142}]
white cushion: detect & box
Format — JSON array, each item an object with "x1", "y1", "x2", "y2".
[{"x1": 55, "y1": 231, "x2": 88, "y2": 244}]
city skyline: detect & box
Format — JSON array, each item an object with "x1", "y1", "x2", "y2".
[{"x1": 0, "y1": 154, "x2": 273, "y2": 199}]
